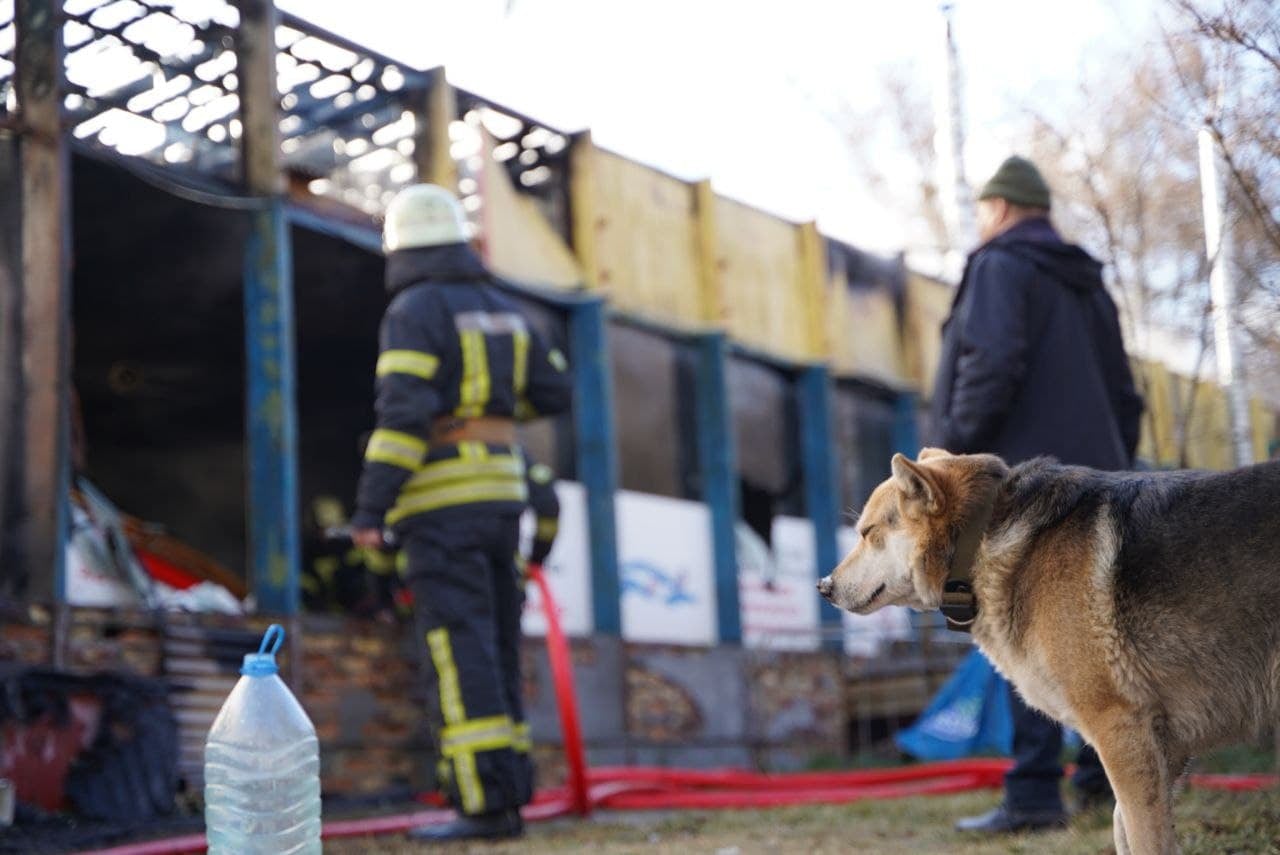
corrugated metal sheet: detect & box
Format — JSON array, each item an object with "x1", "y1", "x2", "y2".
[{"x1": 162, "y1": 623, "x2": 260, "y2": 788}]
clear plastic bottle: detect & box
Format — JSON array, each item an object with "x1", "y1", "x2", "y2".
[{"x1": 204, "y1": 624, "x2": 321, "y2": 854}]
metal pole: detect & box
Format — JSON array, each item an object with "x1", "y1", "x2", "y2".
[
  {"x1": 799, "y1": 365, "x2": 842, "y2": 647},
  {"x1": 13, "y1": 0, "x2": 71, "y2": 603},
  {"x1": 695, "y1": 332, "x2": 741, "y2": 644},
  {"x1": 0, "y1": 134, "x2": 23, "y2": 592},
  {"x1": 235, "y1": 0, "x2": 302, "y2": 613},
  {"x1": 569, "y1": 298, "x2": 621, "y2": 635},
  {"x1": 935, "y1": 2, "x2": 975, "y2": 254},
  {"x1": 1197, "y1": 126, "x2": 1254, "y2": 467}
]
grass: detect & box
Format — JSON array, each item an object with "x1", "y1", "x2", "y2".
[{"x1": 325, "y1": 785, "x2": 1280, "y2": 854}]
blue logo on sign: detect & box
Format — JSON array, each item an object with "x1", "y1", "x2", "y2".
[{"x1": 621, "y1": 560, "x2": 696, "y2": 606}]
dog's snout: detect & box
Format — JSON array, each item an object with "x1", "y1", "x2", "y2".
[{"x1": 817, "y1": 576, "x2": 834, "y2": 599}]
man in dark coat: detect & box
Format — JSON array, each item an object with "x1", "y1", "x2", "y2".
[{"x1": 932, "y1": 156, "x2": 1143, "y2": 834}]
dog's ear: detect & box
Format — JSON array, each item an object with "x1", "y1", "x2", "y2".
[
  {"x1": 917, "y1": 447, "x2": 953, "y2": 462},
  {"x1": 891, "y1": 453, "x2": 944, "y2": 515}
]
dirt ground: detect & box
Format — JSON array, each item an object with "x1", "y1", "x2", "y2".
[{"x1": 326, "y1": 786, "x2": 1280, "y2": 854}]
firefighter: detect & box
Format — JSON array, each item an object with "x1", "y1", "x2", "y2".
[{"x1": 350, "y1": 184, "x2": 571, "y2": 842}]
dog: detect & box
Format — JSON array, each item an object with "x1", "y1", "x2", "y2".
[{"x1": 817, "y1": 448, "x2": 1280, "y2": 855}]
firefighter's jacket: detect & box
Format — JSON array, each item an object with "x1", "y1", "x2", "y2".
[{"x1": 353, "y1": 243, "x2": 572, "y2": 529}]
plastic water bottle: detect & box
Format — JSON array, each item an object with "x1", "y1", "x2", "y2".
[{"x1": 204, "y1": 625, "x2": 321, "y2": 854}]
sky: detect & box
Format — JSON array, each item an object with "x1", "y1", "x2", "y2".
[{"x1": 276, "y1": 0, "x2": 1159, "y2": 254}]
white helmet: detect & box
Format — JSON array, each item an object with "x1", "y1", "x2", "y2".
[{"x1": 382, "y1": 183, "x2": 469, "y2": 252}]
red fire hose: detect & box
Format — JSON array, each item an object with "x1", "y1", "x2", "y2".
[
  {"x1": 81, "y1": 565, "x2": 1279, "y2": 854},
  {"x1": 529, "y1": 563, "x2": 592, "y2": 816}
]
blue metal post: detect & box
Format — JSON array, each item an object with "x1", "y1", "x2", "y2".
[
  {"x1": 694, "y1": 332, "x2": 741, "y2": 643},
  {"x1": 892, "y1": 391, "x2": 921, "y2": 457},
  {"x1": 798, "y1": 365, "x2": 843, "y2": 636},
  {"x1": 568, "y1": 299, "x2": 621, "y2": 635},
  {"x1": 244, "y1": 201, "x2": 301, "y2": 615}
]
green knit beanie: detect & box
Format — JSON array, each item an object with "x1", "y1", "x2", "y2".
[{"x1": 978, "y1": 156, "x2": 1051, "y2": 209}]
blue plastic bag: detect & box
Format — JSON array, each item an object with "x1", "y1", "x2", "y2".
[{"x1": 895, "y1": 647, "x2": 1013, "y2": 760}]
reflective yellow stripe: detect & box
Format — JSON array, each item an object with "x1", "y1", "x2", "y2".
[
  {"x1": 513, "y1": 329, "x2": 529, "y2": 398},
  {"x1": 314, "y1": 556, "x2": 339, "y2": 583},
  {"x1": 536, "y1": 519, "x2": 559, "y2": 541},
  {"x1": 441, "y1": 715, "x2": 514, "y2": 756},
  {"x1": 387, "y1": 479, "x2": 528, "y2": 525},
  {"x1": 402, "y1": 455, "x2": 525, "y2": 494},
  {"x1": 548, "y1": 348, "x2": 567, "y2": 372},
  {"x1": 455, "y1": 752, "x2": 484, "y2": 814},
  {"x1": 360, "y1": 547, "x2": 395, "y2": 575},
  {"x1": 456, "y1": 330, "x2": 491, "y2": 418},
  {"x1": 426, "y1": 628, "x2": 465, "y2": 725},
  {"x1": 365, "y1": 429, "x2": 427, "y2": 470},
  {"x1": 442, "y1": 714, "x2": 512, "y2": 740},
  {"x1": 376, "y1": 349, "x2": 440, "y2": 380},
  {"x1": 529, "y1": 463, "x2": 554, "y2": 485},
  {"x1": 513, "y1": 722, "x2": 531, "y2": 754}
]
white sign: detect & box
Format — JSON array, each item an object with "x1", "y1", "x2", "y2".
[
  {"x1": 616, "y1": 490, "x2": 717, "y2": 646},
  {"x1": 521, "y1": 481, "x2": 594, "y2": 638},
  {"x1": 739, "y1": 516, "x2": 821, "y2": 650},
  {"x1": 837, "y1": 526, "x2": 914, "y2": 656}
]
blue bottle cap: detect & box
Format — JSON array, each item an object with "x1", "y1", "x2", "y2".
[{"x1": 241, "y1": 624, "x2": 285, "y2": 677}]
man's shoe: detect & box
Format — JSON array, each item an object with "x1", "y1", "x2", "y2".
[
  {"x1": 955, "y1": 803, "x2": 1068, "y2": 834},
  {"x1": 407, "y1": 808, "x2": 524, "y2": 842}
]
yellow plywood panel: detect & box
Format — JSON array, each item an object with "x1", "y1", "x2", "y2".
[
  {"x1": 1133, "y1": 361, "x2": 1158, "y2": 465},
  {"x1": 1134, "y1": 360, "x2": 1178, "y2": 467},
  {"x1": 1251, "y1": 398, "x2": 1277, "y2": 463},
  {"x1": 828, "y1": 271, "x2": 907, "y2": 386},
  {"x1": 694, "y1": 180, "x2": 727, "y2": 325},
  {"x1": 569, "y1": 132, "x2": 600, "y2": 288},
  {"x1": 902, "y1": 272, "x2": 953, "y2": 398},
  {"x1": 590, "y1": 150, "x2": 703, "y2": 324},
  {"x1": 714, "y1": 196, "x2": 811, "y2": 361},
  {"x1": 1181, "y1": 379, "x2": 1233, "y2": 471},
  {"x1": 481, "y1": 136, "x2": 583, "y2": 289},
  {"x1": 798, "y1": 222, "x2": 829, "y2": 360}
]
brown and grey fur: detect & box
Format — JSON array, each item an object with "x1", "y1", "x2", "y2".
[{"x1": 818, "y1": 448, "x2": 1280, "y2": 855}]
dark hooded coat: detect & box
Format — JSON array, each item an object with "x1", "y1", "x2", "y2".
[{"x1": 930, "y1": 217, "x2": 1143, "y2": 469}]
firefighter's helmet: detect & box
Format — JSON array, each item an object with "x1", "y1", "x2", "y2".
[{"x1": 382, "y1": 183, "x2": 469, "y2": 252}]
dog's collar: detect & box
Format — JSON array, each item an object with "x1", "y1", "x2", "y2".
[{"x1": 941, "y1": 481, "x2": 999, "y2": 633}]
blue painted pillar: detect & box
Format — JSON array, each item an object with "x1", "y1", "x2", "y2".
[
  {"x1": 798, "y1": 365, "x2": 843, "y2": 636},
  {"x1": 568, "y1": 299, "x2": 621, "y2": 635},
  {"x1": 694, "y1": 332, "x2": 741, "y2": 643},
  {"x1": 244, "y1": 201, "x2": 301, "y2": 615},
  {"x1": 893, "y1": 391, "x2": 921, "y2": 457}
]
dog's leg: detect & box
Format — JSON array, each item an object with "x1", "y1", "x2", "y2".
[
  {"x1": 1084, "y1": 708, "x2": 1178, "y2": 855},
  {"x1": 1113, "y1": 803, "x2": 1131, "y2": 855}
]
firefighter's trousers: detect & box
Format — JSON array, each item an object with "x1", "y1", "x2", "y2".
[{"x1": 400, "y1": 505, "x2": 533, "y2": 815}]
